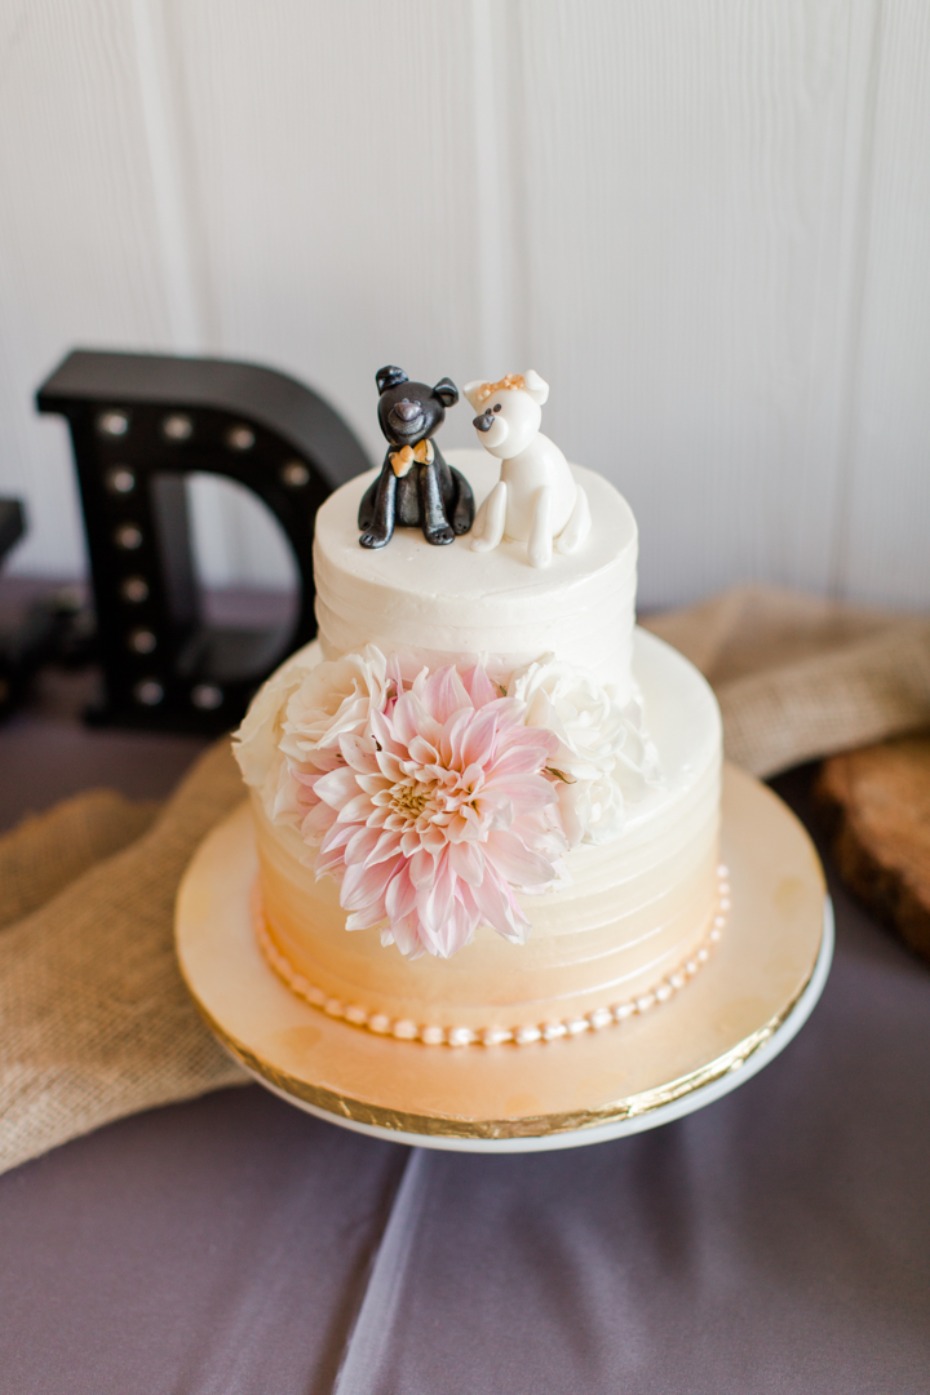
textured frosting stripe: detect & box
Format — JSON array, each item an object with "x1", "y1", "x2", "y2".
[
  {"x1": 314, "y1": 596, "x2": 635, "y2": 687},
  {"x1": 255, "y1": 821, "x2": 718, "y2": 1026},
  {"x1": 253, "y1": 866, "x2": 731, "y2": 1048}
]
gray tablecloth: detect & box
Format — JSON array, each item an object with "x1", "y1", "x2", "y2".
[{"x1": 0, "y1": 657, "x2": 928, "y2": 1393}]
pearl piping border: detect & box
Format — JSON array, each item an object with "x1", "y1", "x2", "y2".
[{"x1": 254, "y1": 865, "x2": 730, "y2": 1049}]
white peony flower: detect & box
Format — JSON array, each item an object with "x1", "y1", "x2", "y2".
[
  {"x1": 232, "y1": 655, "x2": 319, "y2": 809},
  {"x1": 234, "y1": 646, "x2": 393, "y2": 828},
  {"x1": 510, "y1": 657, "x2": 662, "y2": 846},
  {"x1": 279, "y1": 645, "x2": 391, "y2": 763}
]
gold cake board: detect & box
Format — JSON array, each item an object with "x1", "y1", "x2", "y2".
[{"x1": 175, "y1": 764, "x2": 832, "y2": 1153}]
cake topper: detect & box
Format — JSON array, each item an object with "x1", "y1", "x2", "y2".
[
  {"x1": 358, "y1": 367, "x2": 475, "y2": 549},
  {"x1": 464, "y1": 371, "x2": 591, "y2": 568}
]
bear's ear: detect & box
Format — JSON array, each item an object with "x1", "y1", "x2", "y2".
[
  {"x1": 463, "y1": 380, "x2": 486, "y2": 411},
  {"x1": 376, "y1": 365, "x2": 408, "y2": 395},
  {"x1": 433, "y1": 377, "x2": 459, "y2": 409},
  {"x1": 522, "y1": 370, "x2": 549, "y2": 406}
]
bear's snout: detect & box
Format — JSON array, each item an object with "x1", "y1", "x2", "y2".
[
  {"x1": 473, "y1": 411, "x2": 495, "y2": 433},
  {"x1": 391, "y1": 398, "x2": 422, "y2": 424}
]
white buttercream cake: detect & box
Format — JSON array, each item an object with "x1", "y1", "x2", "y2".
[{"x1": 234, "y1": 448, "x2": 724, "y2": 1048}]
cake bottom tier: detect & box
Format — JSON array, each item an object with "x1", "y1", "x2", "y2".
[{"x1": 252, "y1": 630, "x2": 723, "y2": 1043}]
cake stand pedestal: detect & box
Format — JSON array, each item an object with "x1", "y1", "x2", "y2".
[{"x1": 175, "y1": 764, "x2": 832, "y2": 1154}]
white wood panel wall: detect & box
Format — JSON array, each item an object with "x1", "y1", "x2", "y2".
[{"x1": 0, "y1": 0, "x2": 926, "y2": 609}]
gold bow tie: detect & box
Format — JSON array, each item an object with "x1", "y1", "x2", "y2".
[{"x1": 390, "y1": 439, "x2": 434, "y2": 477}]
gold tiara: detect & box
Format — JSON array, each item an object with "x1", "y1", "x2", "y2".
[{"x1": 474, "y1": 373, "x2": 525, "y2": 404}]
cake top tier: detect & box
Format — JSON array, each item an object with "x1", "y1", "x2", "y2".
[{"x1": 313, "y1": 450, "x2": 639, "y2": 694}]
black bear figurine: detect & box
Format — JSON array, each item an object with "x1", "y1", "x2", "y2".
[{"x1": 358, "y1": 366, "x2": 475, "y2": 548}]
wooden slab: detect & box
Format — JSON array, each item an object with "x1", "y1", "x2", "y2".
[{"x1": 815, "y1": 736, "x2": 930, "y2": 966}]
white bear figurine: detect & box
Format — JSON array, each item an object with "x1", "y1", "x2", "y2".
[{"x1": 463, "y1": 371, "x2": 591, "y2": 568}]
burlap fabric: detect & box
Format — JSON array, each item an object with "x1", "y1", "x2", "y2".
[{"x1": 2, "y1": 585, "x2": 929, "y2": 1175}]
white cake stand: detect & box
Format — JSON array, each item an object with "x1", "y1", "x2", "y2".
[{"x1": 175, "y1": 765, "x2": 832, "y2": 1154}]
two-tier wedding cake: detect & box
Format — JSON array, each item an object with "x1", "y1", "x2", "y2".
[{"x1": 233, "y1": 369, "x2": 725, "y2": 1048}]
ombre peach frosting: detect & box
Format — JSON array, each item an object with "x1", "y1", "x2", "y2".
[{"x1": 234, "y1": 450, "x2": 724, "y2": 1048}]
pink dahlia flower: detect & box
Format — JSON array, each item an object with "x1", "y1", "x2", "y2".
[{"x1": 292, "y1": 661, "x2": 566, "y2": 959}]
